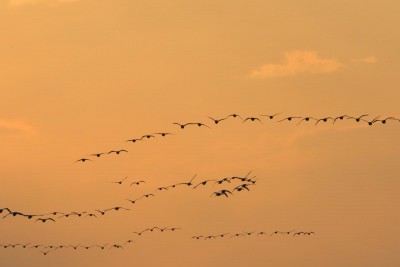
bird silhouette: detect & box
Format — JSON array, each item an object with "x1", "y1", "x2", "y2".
[
  {"x1": 173, "y1": 122, "x2": 194, "y2": 129},
  {"x1": 360, "y1": 116, "x2": 381, "y2": 125},
  {"x1": 315, "y1": 117, "x2": 334, "y2": 125},
  {"x1": 108, "y1": 150, "x2": 128, "y2": 155},
  {"x1": 347, "y1": 114, "x2": 369, "y2": 122},
  {"x1": 111, "y1": 176, "x2": 128, "y2": 185},
  {"x1": 130, "y1": 180, "x2": 145, "y2": 187},
  {"x1": 333, "y1": 115, "x2": 351, "y2": 124},
  {"x1": 35, "y1": 218, "x2": 56, "y2": 223},
  {"x1": 154, "y1": 132, "x2": 173, "y2": 137},
  {"x1": 208, "y1": 116, "x2": 228, "y2": 124},
  {"x1": 75, "y1": 158, "x2": 92, "y2": 163},
  {"x1": 375, "y1": 117, "x2": 399, "y2": 124},
  {"x1": 89, "y1": 153, "x2": 105, "y2": 157},
  {"x1": 297, "y1": 117, "x2": 318, "y2": 125},
  {"x1": 40, "y1": 251, "x2": 51, "y2": 256},
  {"x1": 141, "y1": 134, "x2": 156, "y2": 139},
  {"x1": 125, "y1": 138, "x2": 142, "y2": 143},
  {"x1": 243, "y1": 117, "x2": 263, "y2": 124},
  {"x1": 278, "y1": 116, "x2": 301, "y2": 122},
  {"x1": 193, "y1": 179, "x2": 217, "y2": 189},
  {"x1": 260, "y1": 113, "x2": 281, "y2": 119}
]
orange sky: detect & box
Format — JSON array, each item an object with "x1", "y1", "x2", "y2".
[{"x1": 1, "y1": 0, "x2": 400, "y2": 266}]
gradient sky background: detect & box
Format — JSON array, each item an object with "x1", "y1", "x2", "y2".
[{"x1": 1, "y1": 0, "x2": 400, "y2": 266}]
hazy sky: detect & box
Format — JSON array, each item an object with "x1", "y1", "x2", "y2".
[{"x1": 1, "y1": 0, "x2": 400, "y2": 266}]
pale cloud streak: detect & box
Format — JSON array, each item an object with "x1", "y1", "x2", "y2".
[
  {"x1": 0, "y1": 118, "x2": 35, "y2": 135},
  {"x1": 351, "y1": 55, "x2": 378, "y2": 64},
  {"x1": 250, "y1": 51, "x2": 343, "y2": 79}
]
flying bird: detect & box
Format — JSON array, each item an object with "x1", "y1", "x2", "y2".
[
  {"x1": 111, "y1": 176, "x2": 128, "y2": 185},
  {"x1": 297, "y1": 117, "x2": 318, "y2": 125},
  {"x1": 173, "y1": 122, "x2": 194, "y2": 129},
  {"x1": 347, "y1": 114, "x2": 369, "y2": 122},
  {"x1": 130, "y1": 180, "x2": 146, "y2": 187},
  {"x1": 89, "y1": 153, "x2": 105, "y2": 158},
  {"x1": 278, "y1": 116, "x2": 302, "y2": 122},
  {"x1": 243, "y1": 117, "x2": 263, "y2": 124},
  {"x1": 193, "y1": 179, "x2": 217, "y2": 189},
  {"x1": 315, "y1": 117, "x2": 334, "y2": 125},
  {"x1": 125, "y1": 138, "x2": 142, "y2": 143},
  {"x1": 108, "y1": 150, "x2": 128, "y2": 155},
  {"x1": 35, "y1": 218, "x2": 56, "y2": 223},
  {"x1": 208, "y1": 116, "x2": 228, "y2": 124},
  {"x1": 260, "y1": 113, "x2": 281, "y2": 119},
  {"x1": 154, "y1": 132, "x2": 173, "y2": 137},
  {"x1": 75, "y1": 158, "x2": 92, "y2": 163}
]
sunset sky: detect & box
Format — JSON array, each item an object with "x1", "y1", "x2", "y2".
[{"x1": 1, "y1": 0, "x2": 400, "y2": 266}]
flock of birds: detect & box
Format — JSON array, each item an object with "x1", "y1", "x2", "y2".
[
  {"x1": 73, "y1": 113, "x2": 400, "y2": 163},
  {"x1": 11, "y1": 112, "x2": 381, "y2": 257},
  {"x1": 0, "y1": 228, "x2": 314, "y2": 256},
  {"x1": 0, "y1": 172, "x2": 258, "y2": 223}
]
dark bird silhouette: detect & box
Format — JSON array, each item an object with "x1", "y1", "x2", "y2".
[
  {"x1": 85, "y1": 213, "x2": 98, "y2": 218},
  {"x1": 333, "y1": 115, "x2": 351, "y2": 124},
  {"x1": 90, "y1": 153, "x2": 105, "y2": 157},
  {"x1": 231, "y1": 171, "x2": 253, "y2": 182},
  {"x1": 243, "y1": 231, "x2": 255, "y2": 236},
  {"x1": 193, "y1": 122, "x2": 210, "y2": 128},
  {"x1": 212, "y1": 190, "x2": 232, "y2": 197},
  {"x1": 360, "y1": 116, "x2": 381, "y2": 126},
  {"x1": 208, "y1": 116, "x2": 228, "y2": 124},
  {"x1": 70, "y1": 244, "x2": 80, "y2": 250},
  {"x1": 214, "y1": 177, "x2": 232, "y2": 185},
  {"x1": 41, "y1": 251, "x2": 51, "y2": 256},
  {"x1": 347, "y1": 114, "x2": 369, "y2": 122},
  {"x1": 230, "y1": 233, "x2": 245, "y2": 237},
  {"x1": 270, "y1": 230, "x2": 295, "y2": 236},
  {"x1": 35, "y1": 218, "x2": 56, "y2": 223},
  {"x1": 260, "y1": 113, "x2": 281, "y2": 119},
  {"x1": 192, "y1": 236, "x2": 204, "y2": 240},
  {"x1": 71, "y1": 211, "x2": 87, "y2": 217},
  {"x1": 111, "y1": 176, "x2": 128, "y2": 185},
  {"x1": 278, "y1": 116, "x2": 301, "y2": 122},
  {"x1": 154, "y1": 132, "x2": 173, "y2": 137},
  {"x1": 243, "y1": 117, "x2": 263, "y2": 124},
  {"x1": 375, "y1": 117, "x2": 399, "y2": 124},
  {"x1": 104, "y1": 207, "x2": 130, "y2": 212},
  {"x1": 0, "y1": 208, "x2": 11, "y2": 214},
  {"x1": 173, "y1": 122, "x2": 193, "y2": 129},
  {"x1": 165, "y1": 227, "x2": 181, "y2": 231},
  {"x1": 124, "y1": 240, "x2": 134, "y2": 245},
  {"x1": 226, "y1": 114, "x2": 243, "y2": 120},
  {"x1": 75, "y1": 158, "x2": 92, "y2": 163},
  {"x1": 95, "y1": 209, "x2": 107, "y2": 216},
  {"x1": 297, "y1": 117, "x2": 318, "y2": 125},
  {"x1": 96, "y1": 244, "x2": 108, "y2": 250},
  {"x1": 257, "y1": 232, "x2": 266, "y2": 236},
  {"x1": 125, "y1": 138, "x2": 142, "y2": 143},
  {"x1": 141, "y1": 134, "x2": 156, "y2": 139},
  {"x1": 108, "y1": 149, "x2": 128, "y2": 155},
  {"x1": 315, "y1": 117, "x2": 334, "y2": 125},
  {"x1": 193, "y1": 179, "x2": 217, "y2": 189},
  {"x1": 130, "y1": 180, "x2": 145, "y2": 187},
  {"x1": 45, "y1": 211, "x2": 65, "y2": 216},
  {"x1": 174, "y1": 174, "x2": 197, "y2": 187},
  {"x1": 233, "y1": 183, "x2": 253, "y2": 192}
]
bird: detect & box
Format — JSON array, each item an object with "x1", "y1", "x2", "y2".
[
  {"x1": 270, "y1": 230, "x2": 295, "y2": 236},
  {"x1": 193, "y1": 179, "x2": 217, "y2": 189},
  {"x1": 71, "y1": 211, "x2": 87, "y2": 217},
  {"x1": 217, "y1": 233, "x2": 230, "y2": 238},
  {"x1": 278, "y1": 116, "x2": 302, "y2": 122},
  {"x1": 132, "y1": 229, "x2": 149, "y2": 236},
  {"x1": 40, "y1": 251, "x2": 51, "y2": 256},
  {"x1": 154, "y1": 132, "x2": 173, "y2": 137},
  {"x1": 124, "y1": 240, "x2": 134, "y2": 245},
  {"x1": 333, "y1": 115, "x2": 351, "y2": 124},
  {"x1": 89, "y1": 153, "x2": 105, "y2": 158},
  {"x1": 360, "y1": 116, "x2": 381, "y2": 126},
  {"x1": 165, "y1": 227, "x2": 181, "y2": 231},
  {"x1": 230, "y1": 233, "x2": 245, "y2": 238},
  {"x1": 231, "y1": 171, "x2": 253, "y2": 182},
  {"x1": 35, "y1": 218, "x2": 56, "y2": 223},
  {"x1": 104, "y1": 207, "x2": 130, "y2": 212},
  {"x1": 95, "y1": 209, "x2": 107, "y2": 216},
  {"x1": 45, "y1": 211, "x2": 65, "y2": 216},
  {"x1": 193, "y1": 122, "x2": 210, "y2": 128},
  {"x1": 315, "y1": 117, "x2": 334, "y2": 125},
  {"x1": 260, "y1": 113, "x2": 281, "y2": 120},
  {"x1": 257, "y1": 232, "x2": 266, "y2": 236},
  {"x1": 141, "y1": 134, "x2": 156, "y2": 139},
  {"x1": 208, "y1": 116, "x2": 228, "y2": 124},
  {"x1": 347, "y1": 114, "x2": 369, "y2": 122},
  {"x1": 130, "y1": 180, "x2": 146, "y2": 187},
  {"x1": 0, "y1": 208, "x2": 11, "y2": 214},
  {"x1": 243, "y1": 117, "x2": 263, "y2": 124},
  {"x1": 214, "y1": 177, "x2": 232, "y2": 185},
  {"x1": 233, "y1": 184, "x2": 253, "y2": 192},
  {"x1": 111, "y1": 176, "x2": 128, "y2": 185},
  {"x1": 30, "y1": 244, "x2": 43, "y2": 249},
  {"x1": 154, "y1": 186, "x2": 169, "y2": 192},
  {"x1": 85, "y1": 213, "x2": 98, "y2": 218},
  {"x1": 192, "y1": 236, "x2": 204, "y2": 240},
  {"x1": 226, "y1": 114, "x2": 243, "y2": 119},
  {"x1": 173, "y1": 174, "x2": 197, "y2": 187},
  {"x1": 108, "y1": 150, "x2": 128, "y2": 155},
  {"x1": 70, "y1": 244, "x2": 80, "y2": 250},
  {"x1": 297, "y1": 117, "x2": 318, "y2": 125},
  {"x1": 243, "y1": 231, "x2": 255, "y2": 236},
  {"x1": 75, "y1": 158, "x2": 92, "y2": 163},
  {"x1": 205, "y1": 235, "x2": 217, "y2": 240},
  {"x1": 375, "y1": 117, "x2": 399, "y2": 124},
  {"x1": 212, "y1": 190, "x2": 232, "y2": 197},
  {"x1": 125, "y1": 138, "x2": 142, "y2": 143},
  {"x1": 96, "y1": 244, "x2": 108, "y2": 250},
  {"x1": 173, "y1": 122, "x2": 194, "y2": 129},
  {"x1": 23, "y1": 214, "x2": 44, "y2": 219}
]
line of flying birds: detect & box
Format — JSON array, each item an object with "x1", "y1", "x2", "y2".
[
  {"x1": 0, "y1": 172, "x2": 257, "y2": 223},
  {"x1": 1, "y1": 228, "x2": 315, "y2": 256},
  {"x1": 74, "y1": 113, "x2": 400, "y2": 163}
]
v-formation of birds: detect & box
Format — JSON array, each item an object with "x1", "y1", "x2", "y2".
[{"x1": 74, "y1": 113, "x2": 400, "y2": 163}]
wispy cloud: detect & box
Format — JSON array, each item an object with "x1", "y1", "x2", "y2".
[
  {"x1": 0, "y1": 119, "x2": 35, "y2": 135},
  {"x1": 250, "y1": 51, "x2": 343, "y2": 79},
  {"x1": 8, "y1": 0, "x2": 78, "y2": 7},
  {"x1": 351, "y1": 56, "x2": 378, "y2": 64}
]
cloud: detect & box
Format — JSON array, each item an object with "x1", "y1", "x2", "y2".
[
  {"x1": 351, "y1": 56, "x2": 378, "y2": 64},
  {"x1": 250, "y1": 50, "x2": 344, "y2": 78},
  {"x1": 0, "y1": 119, "x2": 35, "y2": 135},
  {"x1": 8, "y1": 0, "x2": 78, "y2": 7}
]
